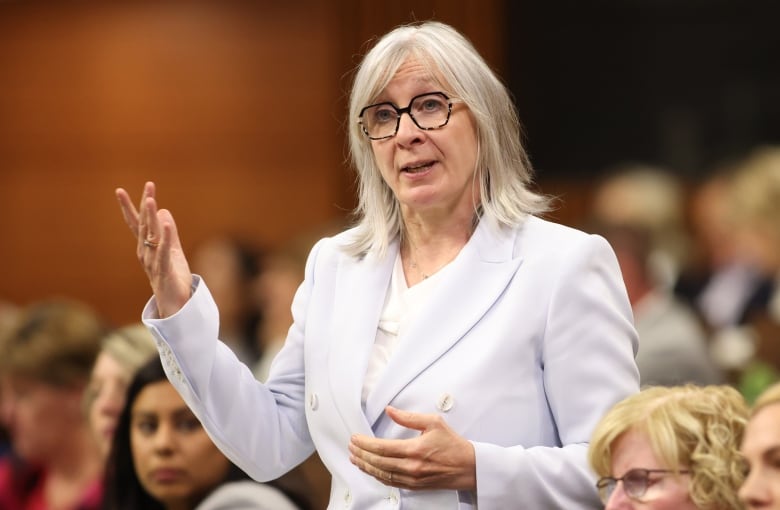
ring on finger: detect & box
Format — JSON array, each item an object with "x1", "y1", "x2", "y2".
[
  {"x1": 144, "y1": 238, "x2": 159, "y2": 248},
  {"x1": 388, "y1": 471, "x2": 394, "y2": 483}
]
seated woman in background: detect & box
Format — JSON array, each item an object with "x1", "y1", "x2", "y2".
[
  {"x1": 84, "y1": 323, "x2": 158, "y2": 459},
  {"x1": 102, "y1": 356, "x2": 308, "y2": 510},
  {"x1": 589, "y1": 385, "x2": 748, "y2": 509},
  {"x1": 739, "y1": 382, "x2": 780, "y2": 509},
  {"x1": 0, "y1": 298, "x2": 106, "y2": 510}
]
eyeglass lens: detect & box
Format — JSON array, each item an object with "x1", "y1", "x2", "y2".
[
  {"x1": 359, "y1": 92, "x2": 451, "y2": 140},
  {"x1": 597, "y1": 468, "x2": 683, "y2": 503}
]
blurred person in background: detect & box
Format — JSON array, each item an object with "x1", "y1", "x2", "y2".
[
  {"x1": 676, "y1": 169, "x2": 774, "y2": 334},
  {"x1": 251, "y1": 246, "x2": 304, "y2": 384},
  {"x1": 588, "y1": 164, "x2": 721, "y2": 386},
  {"x1": 191, "y1": 235, "x2": 263, "y2": 366},
  {"x1": 590, "y1": 163, "x2": 691, "y2": 290},
  {"x1": 0, "y1": 301, "x2": 19, "y2": 459},
  {"x1": 589, "y1": 384, "x2": 748, "y2": 509},
  {"x1": 0, "y1": 299, "x2": 106, "y2": 510},
  {"x1": 719, "y1": 147, "x2": 780, "y2": 399},
  {"x1": 592, "y1": 222, "x2": 722, "y2": 386},
  {"x1": 103, "y1": 356, "x2": 307, "y2": 510},
  {"x1": 85, "y1": 323, "x2": 158, "y2": 460}
]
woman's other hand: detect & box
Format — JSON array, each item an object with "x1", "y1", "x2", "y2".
[
  {"x1": 348, "y1": 406, "x2": 477, "y2": 491},
  {"x1": 115, "y1": 181, "x2": 193, "y2": 318}
]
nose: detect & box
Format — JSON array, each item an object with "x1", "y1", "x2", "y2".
[
  {"x1": 394, "y1": 112, "x2": 424, "y2": 146},
  {"x1": 152, "y1": 423, "x2": 177, "y2": 453},
  {"x1": 739, "y1": 470, "x2": 771, "y2": 507}
]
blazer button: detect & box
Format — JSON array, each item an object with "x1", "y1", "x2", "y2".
[
  {"x1": 309, "y1": 392, "x2": 319, "y2": 411},
  {"x1": 436, "y1": 393, "x2": 454, "y2": 412}
]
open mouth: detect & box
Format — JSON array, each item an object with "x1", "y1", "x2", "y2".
[{"x1": 402, "y1": 161, "x2": 435, "y2": 173}]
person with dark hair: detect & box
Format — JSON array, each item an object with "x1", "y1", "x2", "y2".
[
  {"x1": 102, "y1": 356, "x2": 305, "y2": 510},
  {"x1": 116, "y1": 20, "x2": 639, "y2": 508}
]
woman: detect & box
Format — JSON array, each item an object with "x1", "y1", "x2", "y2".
[
  {"x1": 589, "y1": 385, "x2": 747, "y2": 509},
  {"x1": 116, "y1": 21, "x2": 639, "y2": 508},
  {"x1": 102, "y1": 356, "x2": 303, "y2": 510},
  {"x1": 85, "y1": 323, "x2": 158, "y2": 459},
  {"x1": 739, "y1": 381, "x2": 780, "y2": 509},
  {"x1": 0, "y1": 299, "x2": 106, "y2": 510}
]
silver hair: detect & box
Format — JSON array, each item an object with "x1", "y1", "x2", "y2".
[{"x1": 345, "y1": 21, "x2": 549, "y2": 257}]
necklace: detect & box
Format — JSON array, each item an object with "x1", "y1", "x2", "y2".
[{"x1": 408, "y1": 259, "x2": 429, "y2": 280}]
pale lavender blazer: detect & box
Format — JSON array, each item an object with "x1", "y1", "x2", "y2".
[{"x1": 144, "y1": 215, "x2": 639, "y2": 510}]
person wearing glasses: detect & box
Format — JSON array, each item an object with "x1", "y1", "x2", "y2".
[
  {"x1": 739, "y1": 382, "x2": 780, "y2": 509},
  {"x1": 115, "y1": 21, "x2": 639, "y2": 508},
  {"x1": 589, "y1": 385, "x2": 748, "y2": 509}
]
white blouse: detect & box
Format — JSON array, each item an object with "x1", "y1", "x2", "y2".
[{"x1": 361, "y1": 253, "x2": 448, "y2": 407}]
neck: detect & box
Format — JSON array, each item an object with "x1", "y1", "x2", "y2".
[
  {"x1": 400, "y1": 211, "x2": 478, "y2": 284},
  {"x1": 46, "y1": 426, "x2": 103, "y2": 479},
  {"x1": 43, "y1": 427, "x2": 103, "y2": 510}
]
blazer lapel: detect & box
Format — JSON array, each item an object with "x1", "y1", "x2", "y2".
[
  {"x1": 364, "y1": 220, "x2": 524, "y2": 427},
  {"x1": 327, "y1": 239, "x2": 398, "y2": 436}
]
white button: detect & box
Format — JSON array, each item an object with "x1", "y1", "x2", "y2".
[
  {"x1": 388, "y1": 491, "x2": 399, "y2": 504},
  {"x1": 436, "y1": 393, "x2": 454, "y2": 412},
  {"x1": 343, "y1": 488, "x2": 351, "y2": 505},
  {"x1": 309, "y1": 392, "x2": 319, "y2": 411}
]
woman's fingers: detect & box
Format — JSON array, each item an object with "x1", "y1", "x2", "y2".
[
  {"x1": 115, "y1": 188, "x2": 140, "y2": 237},
  {"x1": 143, "y1": 196, "x2": 161, "y2": 245},
  {"x1": 116, "y1": 181, "x2": 194, "y2": 318}
]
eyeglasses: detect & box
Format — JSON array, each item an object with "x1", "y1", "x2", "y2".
[
  {"x1": 358, "y1": 91, "x2": 454, "y2": 140},
  {"x1": 596, "y1": 468, "x2": 690, "y2": 503}
]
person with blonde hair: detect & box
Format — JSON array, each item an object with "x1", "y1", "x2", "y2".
[
  {"x1": 116, "y1": 20, "x2": 639, "y2": 508},
  {"x1": 739, "y1": 381, "x2": 780, "y2": 509},
  {"x1": 85, "y1": 323, "x2": 158, "y2": 459},
  {"x1": 589, "y1": 385, "x2": 748, "y2": 509}
]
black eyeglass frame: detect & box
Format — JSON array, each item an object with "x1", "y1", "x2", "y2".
[
  {"x1": 357, "y1": 91, "x2": 454, "y2": 140},
  {"x1": 596, "y1": 468, "x2": 691, "y2": 503}
]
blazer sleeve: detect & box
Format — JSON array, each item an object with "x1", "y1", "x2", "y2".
[
  {"x1": 141, "y1": 240, "x2": 327, "y2": 482},
  {"x1": 473, "y1": 233, "x2": 639, "y2": 508}
]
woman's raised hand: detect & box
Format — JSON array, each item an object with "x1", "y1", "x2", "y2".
[{"x1": 115, "y1": 181, "x2": 193, "y2": 318}]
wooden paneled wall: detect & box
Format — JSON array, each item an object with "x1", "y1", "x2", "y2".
[{"x1": 0, "y1": 1, "x2": 508, "y2": 325}]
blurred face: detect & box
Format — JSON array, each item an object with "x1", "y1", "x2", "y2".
[
  {"x1": 603, "y1": 428, "x2": 696, "y2": 510},
  {"x1": 740, "y1": 403, "x2": 780, "y2": 509},
  {"x1": 131, "y1": 381, "x2": 231, "y2": 508},
  {"x1": 368, "y1": 58, "x2": 480, "y2": 220},
  {"x1": 87, "y1": 351, "x2": 132, "y2": 458},
  {"x1": 3, "y1": 375, "x2": 85, "y2": 463}
]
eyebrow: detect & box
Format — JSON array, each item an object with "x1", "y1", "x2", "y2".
[
  {"x1": 762, "y1": 445, "x2": 780, "y2": 460},
  {"x1": 132, "y1": 406, "x2": 193, "y2": 419}
]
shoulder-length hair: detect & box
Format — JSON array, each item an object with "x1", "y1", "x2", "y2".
[
  {"x1": 345, "y1": 21, "x2": 549, "y2": 257},
  {"x1": 588, "y1": 385, "x2": 748, "y2": 510}
]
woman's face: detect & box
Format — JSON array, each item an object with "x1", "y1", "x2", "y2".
[
  {"x1": 2, "y1": 375, "x2": 85, "y2": 463},
  {"x1": 368, "y1": 58, "x2": 480, "y2": 221},
  {"x1": 88, "y1": 351, "x2": 131, "y2": 458},
  {"x1": 740, "y1": 403, "x2": 780, "y2": 509},
  {"x1": 604, "y1": 428, "x2": 697, "y2": 510},
  {"x1": 130, "y1": 381, "x2": 231, "y2": 508}
]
